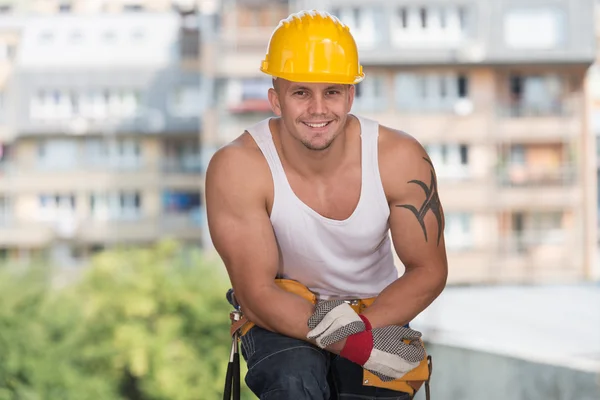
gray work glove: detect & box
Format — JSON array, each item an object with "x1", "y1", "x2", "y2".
[
  {"x1": 307, "y1": 300, "x2": 367, "y2": 349},
  {"x1": 342, "y1": 324, "x2": 426, "y2": 381}
]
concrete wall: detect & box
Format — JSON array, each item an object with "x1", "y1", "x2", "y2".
[{"x1": 414, "y1": 343, "x2": 600, "y2": 400}]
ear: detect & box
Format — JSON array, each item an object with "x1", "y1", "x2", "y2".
[
  {"x1": 347, "y1": 84, "x2": 356, "y2": 111},
  {"x1": 268, "y1": 88, "x2": 282, "y2": 116}
]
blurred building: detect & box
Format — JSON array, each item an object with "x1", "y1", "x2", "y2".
[
  {"x1": 200, "y1": 0, "x2": 598, "y2": 284},
  {"x1": 0, "y1": 10, "x2": 204, "y2": 266},
  {"x1": 297, "y1": 0, "x2": 598, "y2": 284},
  {"x1": 198, "y1": 0, "x2": 290, "y2": 247},
  {"x1": 0, "y1": 0, "x2": 189, "y2": 14},
  {"x1": 589, "y1": 2, "x2": 600, "y2": 234}
]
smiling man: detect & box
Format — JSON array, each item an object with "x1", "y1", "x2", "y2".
[{"x1": 205, "y1": 9, "x2": 448, "y2": 400}]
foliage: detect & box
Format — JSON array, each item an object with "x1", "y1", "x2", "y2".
[{"x1": 0, "y1": 240, "x2": 255, "y2": 400}]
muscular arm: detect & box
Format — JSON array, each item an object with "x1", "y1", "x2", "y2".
[
  {"x1": 205, "y1": 138, "x2": 315, "y2": 342},
  {"x1": 361, "y1": 130, "x2": 448, "y2": 329}
]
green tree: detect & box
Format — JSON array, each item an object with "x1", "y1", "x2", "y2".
[{"x1": 0, "y1": 240, "x2": 255, "y2": 400}]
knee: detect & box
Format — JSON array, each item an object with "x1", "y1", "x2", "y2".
[{"x1": 245, "y1": 346, "x2": 329, "y2": 399}]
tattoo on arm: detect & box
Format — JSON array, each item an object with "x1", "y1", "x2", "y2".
[{"x1": 395, "y1": 157, "x2": 444, "y2": 246}]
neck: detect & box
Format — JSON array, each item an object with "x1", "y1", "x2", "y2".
[{"x1": 273, "y1": 117, "x2": 352, "y2": 177}]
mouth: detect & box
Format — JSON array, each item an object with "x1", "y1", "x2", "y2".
[{"x1": 302, "y1": 121, "x2": 333, "y2": 129}]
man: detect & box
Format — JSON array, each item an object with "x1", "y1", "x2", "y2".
[{"x1": 206, "y1": 9, "x2": 448, "y2": 400}]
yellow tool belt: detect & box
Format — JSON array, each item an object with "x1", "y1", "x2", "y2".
[{"x1": 229, "y1": 279, "x2": 432, "y2": 397}]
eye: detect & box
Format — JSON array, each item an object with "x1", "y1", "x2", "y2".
[
  {"x1": 293, "y1": 90, "x2": 307, "y2": 97},
  {"x1": 327, "y1": 90, "x2": 341, "y2": 95}
]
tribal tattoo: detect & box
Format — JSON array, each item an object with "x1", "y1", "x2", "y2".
[{"x1": 395, "y1": 157, "x2": 444, "y2": 246}]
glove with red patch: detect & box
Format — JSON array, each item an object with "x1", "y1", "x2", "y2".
[{"x1": 340, "y1": 316, "x2": 426, "y2": 381}]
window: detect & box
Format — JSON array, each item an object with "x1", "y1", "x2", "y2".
[
  {"x1": 439, "y1": 8, "x2": 447, "y2": 28},
  {"x1": 439, "y1": 76, "x2": 447, "y2": 98},
  {"x1": 425, "y1": 144, "x2": 470, "y2": 180},
  {"x1": 458, "y1": 7, "x2": 467, "y2": 30},
  {"x1": 420, "y1": 8, "x2": 427, "y2": 28},
  {"x1": 90, "y1": 191, "x2": 142, "y2": 220},
  {"x1": 332, "y1": 7, "x2": 377, "y2": 47},
  {"x1": 355, "y1": 82, "x2": 363, "y2": 98},
  {"x1": 103, "y1": 31, "x2": 117, "y2": 43},
  {"x1": 459, "y1": 145, "x2": 468, "y2": 164},
  {"x1": 395, "y1": 72, "x2": 469, "y2": 111},
  {"x1": 69, "y1": 30, "x2": 83, "y2": 44},
  {"x1": 39, "y1": 31, "x2": 54, "y2": 44},
  {"x1": 458, "y1": 75, "x2": 468, "y2": 98},
  {"x1": 123, "y1": 4, "x2": 144, "y2": 12},
  {"x1": 170, "y1": 85, "x2": 202, "y2": 117},
  {"x1": 59, "y1": 3, "x2": 72, "y2": 13},
  {"x1": 162, "y1": 191, "x2": 202, "y2": 214},
  {"x1": 392, "y1": 6, "x2": 468, "y2": 48},
  {"x1": 37, "y1": 139, "x2": 78, "y2": 169},
  {"x1": 353, "y1": 75, "x2": 386, "y2": 111},
  {"x1": 509, "y1": 145, "x2": 526, "y2": 164},
  {"x1": 38, "y1": 194, "x2": 76, "y2": 221},
  {"x1": 84, "y1": 138, "x2": 142, "y2": 169},
  {"x1": 163, "y1": 139, "x2": 202, "y2": 173},
  {"x1": 507, "y1": 74, "x2": 565, "y2": 116},
  {"x1": 400, "y1": 8, "x2": 408, "y2": 28},
  {"x1": 0, "y1": 196, "x2": 10, "y2": 225},
  {"x1": 444, "y1": 212, "x2": 473, "y2": 250},
  {"x1": 504, "y1": 7, "x2": 565, "y2": 49}
]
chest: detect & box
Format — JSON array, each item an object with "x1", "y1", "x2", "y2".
[{"x1": 284, "y1": 165, "x2": 362, "y2": 221}]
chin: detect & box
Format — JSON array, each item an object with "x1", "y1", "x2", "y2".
[{"x1": 301, "y1": 137, "x2": 335, "y2": 151}]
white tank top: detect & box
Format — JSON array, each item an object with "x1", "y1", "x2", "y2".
[{"x1": 246, "y1": 114, "x2": 398, "y2": 300}]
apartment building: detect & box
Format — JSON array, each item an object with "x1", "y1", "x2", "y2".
[
  {"x1": 0, "y1": 11, "x2": 204, "y2": 265},
  {"x1": 0, "y1": 0, "x2": 196, "y2": 14},
  {"x1": 198, "y1": 0, "x2": 290, "y2": 248},
  {"x1": 202, "y1": 0, "x2": 596, "y2": 284},
  {"x1": 588, "y1": 3, "x2": 600, "y2": 237}
]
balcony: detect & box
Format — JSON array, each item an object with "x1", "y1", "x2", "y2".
[
  {"x1": 360, "y1": 107, "x2": 488, "y2": 143},
  {"x1": 494, "y1": 98, "x2": 582, "y2": 142},
  {"x1": 213, "y1": 27, "x2": 275, "y2": 77},
  {"x1": 494, "y1": 164, "x2": 580, "y2": 209},
  {"x1": 3, "y1": 163, "x2": 160, "y2": 192},
  {"x1": 216, "y1": 110, "x2": 273, "y2": 145},
  {"x1": 161, "y1": 157, "x2": 204, "y2": 189},
  {"x1": 437, "y1": 179, "x2": 492, "y2": 211},
  {"x1": 219, "y1": 27, "x2": 275, "y2": 50},
  {"x1": 160, "y1": 212, "x2": 204, "y2": 241},
  {"x1": 51, "y1": 215, "x2": 203, "y2": 244},
  {"x1": 494, "y1": 229, "x2": 584, "y2": 282},
  {"x1": 0, "y1": 219, "x2": 63, "y2": 247},
  {"x1": 497, "y1": 164, "x2": 577, "y2": 187}
]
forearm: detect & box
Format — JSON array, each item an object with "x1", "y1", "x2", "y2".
[
  {"x1": 240, "y1": 284, "x2": 349, "y2": 354},
  {"x1": 361, "y1": 264, "x2": 447, "y2": 329},
  {"x1": 239, "y1": 284, "x2": 315, "y2": 342}
]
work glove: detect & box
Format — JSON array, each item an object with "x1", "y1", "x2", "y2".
[
  {"x1": 341, "y1": 324, "x2": 426, "y2": 381},
  {"x1": 307, "y1": 300, "x2": 367, "y2": 349}
]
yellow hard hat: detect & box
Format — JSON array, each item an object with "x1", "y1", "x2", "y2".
[{"x1": 260, "y1": 10, "x2": 365, "y2": 85}]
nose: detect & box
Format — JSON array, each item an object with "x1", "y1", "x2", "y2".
[{"x1": 308, "y1": 93, "x2": 327, "y2": 115}]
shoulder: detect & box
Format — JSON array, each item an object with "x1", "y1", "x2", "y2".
[
  {"x1": 377, "y1": 124, "x2": 437, "y2": 202},
  {"x1": 205, "y1": 132, "x2": 272, "y2": 196}
]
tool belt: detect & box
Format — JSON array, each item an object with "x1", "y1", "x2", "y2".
[{"x1": 229, "y1": 279, "x2": 432, "y2": 398}]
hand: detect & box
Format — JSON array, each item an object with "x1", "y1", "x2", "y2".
[
  {"x1": 341, "y1": 325, "x2": 425, "y2": 381},
  {"x1": 307, "y1": 300, "x2": 367, "y2": 349}
]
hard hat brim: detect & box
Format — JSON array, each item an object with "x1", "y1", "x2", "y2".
[{"x1": 261, "y1": 68, "x2": 365, "y2": 85}]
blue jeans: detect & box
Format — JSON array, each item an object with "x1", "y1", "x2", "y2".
[{"x1": 241, "y1": 326, "x2": 412, "y2": 400}]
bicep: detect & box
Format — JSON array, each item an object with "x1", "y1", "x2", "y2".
[
  {"x1": 207, "y1": 201, "x2": 279, "y2": 291},
  {"x1": 388, "y1": 156, "x2": 447, "y2": 270},
  {"x1": 204, "y1": 148, "x2": 280, "y2": 304}
]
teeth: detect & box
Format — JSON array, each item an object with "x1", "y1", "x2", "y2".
[{"x1": 305, "y1": 122, "x2": 328, "y2": 128}]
